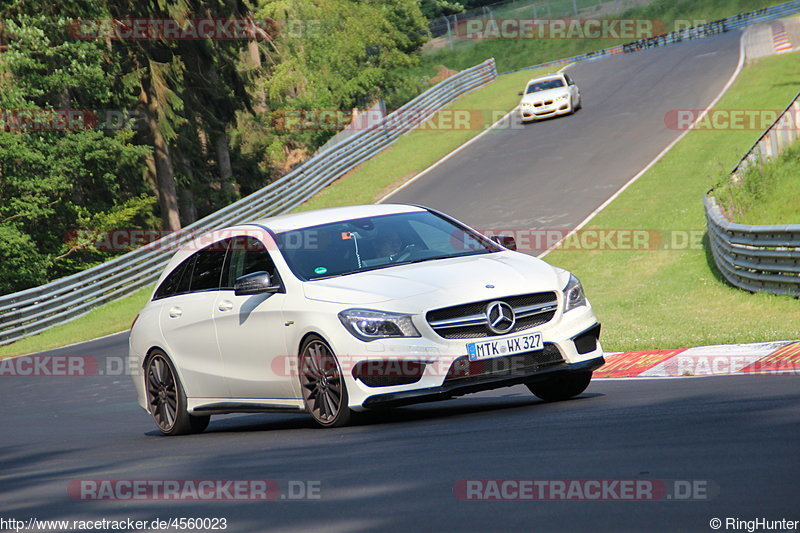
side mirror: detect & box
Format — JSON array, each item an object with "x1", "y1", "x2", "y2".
[
  {"x1": 234, "y1": 271, "x2": 280, "y2": 296},
  {"x1": 490, "y1": 235, "x2": 517, "y2": 251},
  {"x1": 518, "y1": 91, "x2": 524, "y2": 96}
]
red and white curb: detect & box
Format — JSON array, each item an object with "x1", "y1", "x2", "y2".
[
  {"x1": 596, "y1": 341, "x2": 800, "y2": 378},
  {"x1": 771, "y1": 21, "x2": 794, "y2": 53}
]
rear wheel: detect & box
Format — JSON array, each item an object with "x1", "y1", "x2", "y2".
[
  {"x1": 299, "y1": 336, "x2": 352, "y2": 428},
  {"x1": 144, "y1": 350, "x2": 210, "y2": 436},
  {"x1": 527, "y1": 371, "x2": 592, "y2": 402}
]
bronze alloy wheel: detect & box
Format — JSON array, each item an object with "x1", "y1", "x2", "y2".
[
  {"x1": 299, "y1": 336, "x2": 351, "y2": 427},
  {"x1": 145, "y1": 351, "x2": 209, "y2": 436}
]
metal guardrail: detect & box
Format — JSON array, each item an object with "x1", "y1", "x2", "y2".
[
  {"x1": 705, "y1": 92, "x2": 800, "y2": 297},
  {"x1": 499, "y1": 0, "x2": 800, "y2": 75},
  {"x1": 0, "y1": 58, "x2": 497, "y2": 345}
]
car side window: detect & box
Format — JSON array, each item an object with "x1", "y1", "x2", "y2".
[
  {"x1": 221, "y1": 236, "x2": 278, "y2": 290},
  {"x1": 189, "y1": 242, "x2": 228, "y2": 292},
  {"x1": 154, "y1": 254, "x2": 194, "y2": 300},
  {"x1": 564, "y1": 74, "x2": 574, "y2": 86}
]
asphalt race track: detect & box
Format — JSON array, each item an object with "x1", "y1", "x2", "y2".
[
  {"x1": 390, "y1": 31, "x2": 742, "y2": 233},
  {"x1": 3, "y1": 31, "x2": 798, "y2": 533}
]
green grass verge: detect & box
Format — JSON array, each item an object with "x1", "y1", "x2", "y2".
[
  {"x1": 713, "y1": 142, "x2": 800, "y2": 225},
  {"x1": 545, "y1": 51, "x2": 800, "y2": 352},
  {"x1": 0, "y1": 285, "x2": 152, "y2": 357},
  {"x1": 294, "y1": 66, "x2": 558, "y2": 211}
]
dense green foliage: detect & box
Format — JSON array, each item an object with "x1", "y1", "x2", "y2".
[{"x1": 0, "y1": 0, "x2": 428, "y2": 293}]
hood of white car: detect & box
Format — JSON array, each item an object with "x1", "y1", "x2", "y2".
[
  {"x1": 521, "y1": 88, "x2": 569, "y2": 104},
  {"x1": 302, "y1": 252, "x2": 561, "y2": 307}
]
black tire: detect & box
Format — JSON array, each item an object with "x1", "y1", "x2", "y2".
[
  {"x1": 527, "y1": 371, "x2": 592, "y2": 402},
  {"x1": 144, "y1": 350, "x2": 210, "y2": 436},
  {"x1": 299, "y1": 335, "x2": 352, "y2": 428}
]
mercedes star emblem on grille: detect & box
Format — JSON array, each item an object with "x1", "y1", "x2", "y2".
[{"x1": 485, "y1": 301, "x2": 516, "y2": 335}]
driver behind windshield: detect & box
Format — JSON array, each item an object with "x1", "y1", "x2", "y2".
[{"x1": 377, "y1": 229, "x2": 404, "y2": 258}]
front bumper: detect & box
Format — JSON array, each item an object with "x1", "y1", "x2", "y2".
[
  {"x1": 520, "y1": 102, "x2": 572, "y2": 121},
  {"x1": 362, "y1": 355, "x2": 604, "y2": 408},
  {"x1": 338, "y1": 310, "x2": 603, "y2": 409}
]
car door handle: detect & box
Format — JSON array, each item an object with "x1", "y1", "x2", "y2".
[
  {"x1": 218, "y1": 300, "x2": 234, "y2": 312},
  {"x1": 168, "y1": 306, "x2": 182, "y2": 319}
]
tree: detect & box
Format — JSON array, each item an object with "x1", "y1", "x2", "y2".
[
  {"x1": 0, "y1": 11, "x2": 152, "y2": 292},
  {"x1": 248, "y1": 0, "x2": 428, "y2": 172}
]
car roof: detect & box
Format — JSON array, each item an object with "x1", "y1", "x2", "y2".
[
  {"x1": 250, "y1": 203, "x2": 426, "y2": 233},
  {"x1": 526, "y1": 74, "x2": 565, "y2": 85}
]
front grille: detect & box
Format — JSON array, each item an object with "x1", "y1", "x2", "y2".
[
  {"x1": 426, "y1": 292, "x2": 558, "y2": 339},
  {"x1": 444, "y1": 343, "x2": 564, "y2": 384}
]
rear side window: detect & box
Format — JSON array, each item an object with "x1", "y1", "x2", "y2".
[
  {"x1": 154, "y1": 255, "x2": 194, "y2": 300},
  {"x1": 190, "y1": 244, "x2": 228, "y2": 292},
  {"x1": 153, "y1": 240, "x2": 229, "y2": 300}
]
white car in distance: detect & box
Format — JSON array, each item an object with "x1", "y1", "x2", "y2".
[
  {"x1": 129, "y1": 204, "x2": 604, "y2": 435},
  {"x1": 519, "y1": 73, "x2": 582, "y2": 122}
]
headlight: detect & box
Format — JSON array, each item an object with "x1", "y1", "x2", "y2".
[
  {"x1": 338, "y1": 309, "x2": 421, "y2": 342},
  {"x1": 557, "y1": 94, "x2": 569, "y2": 101},
  {"x1": 563, "y1": 274, "x2": 587, "y2": 312}
]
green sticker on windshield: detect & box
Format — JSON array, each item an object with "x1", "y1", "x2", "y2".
[{"x1": 314, "y1": 266, "x2": 328, "y2": 275}]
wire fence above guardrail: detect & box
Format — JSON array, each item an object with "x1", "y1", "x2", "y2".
[{"x1": 0, "y1": 58, "x2": 497, "y2": 346}]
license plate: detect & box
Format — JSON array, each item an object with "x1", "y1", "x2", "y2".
[{"x1": 467, "y1": 332, "x2": 542, "y2": 361}]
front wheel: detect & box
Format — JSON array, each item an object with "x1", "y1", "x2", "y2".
[
  {"x1": 527, "y1": 371, "x2": 592, "y2": 402},
  {"x1": 299, "y1": 336, "x2": 352, "y2": 428},
  {"x1": 144, "y1": 350, "x2": 210, "y2": 436}
]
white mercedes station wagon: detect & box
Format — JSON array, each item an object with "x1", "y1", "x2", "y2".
[
  {"x1": 518, "y1": 73, "x2": 582, "y2": 122},
  {"x1": 129, "y1": 205, "x2": 604, "y2": 435}
]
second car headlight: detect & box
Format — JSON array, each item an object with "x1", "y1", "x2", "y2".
[
  {"x1": 563, "y1": 274, "x2": 587, "y2": 312},
  {"x1": 557, "y1": 94, "x2": 570, "y2": 101},
  {"x1": 338, "y1": 309, "x2": 421, "y2": 342}
]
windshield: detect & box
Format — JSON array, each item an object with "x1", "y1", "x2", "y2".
[
  {"x1": 275, "y1": 211, "x2": 499, "y2": 280},
  {"x1": 526, "y1": 78, "x2": 565, "y2": 93}
]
